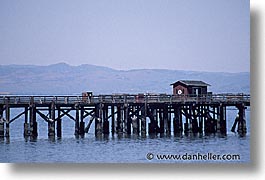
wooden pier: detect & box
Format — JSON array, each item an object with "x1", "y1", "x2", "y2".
[{"x1": 0, "y1": 94, "x2": 250, "y2": 139}]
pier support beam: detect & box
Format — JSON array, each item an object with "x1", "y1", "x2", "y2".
[
  {"x1": 5, "y1": 102, "x2": 10, "y2": 137},
  {"x1": 79, "y1": 106, "x2": 85, "y2": 136},
  {"x1": 29, "y1": 105, "x2": 38, "y2": 137},
  {"x1": 0, "y1": 122, "x2": 4, "y2": 137},
  {"x1": 184, "y1": 106, "x2": 190, "y2": 134},
  {"x1": 116, "y1": 105, "x2": 122, "y2": 133},
  {"x1": 111, "y1": 105, "x2": 115, "y2": 135},
  {"x1": 191, "y1": 105, "x2": 199, "y2": 133},
  {"x1": 57, "y1": 107, "x2": 62, "y2": 138},
  {"x1": 163, "y1": 105, "x2": 170, "y2": 134},
  {"x1": 198, "y1": 106, "x2": 203, "y2": 133},
  {"x1": 57, "y1": 118, "x2": 62, "y2": 138},
  {"x1": 237, "y1": 104, "x2": 247, "y2": 136},
  {"x1": 204, "y1": 106, "x2": 216, "y2": 134},
  {"x1": 219, "y1": 104, "x2": 226, "y2": 134},
  {"x1": 24, "y1": 107, "x2": 29, "y2": 137},
  {"x1": 28, "y1": 97, "x2": 38, "y2": 138},
  {"x1": 0, "y1": 106, "x2": 5, "y2": 137},
  {"x1": 75, "y1": 104, "x2": 80, "y2": 136},
  {"x1": 216, "y1": 106, "x2": 220, "y2": 133},
  {"x1": 167, "y1": 107, "x2": 171, "y2": 135},
  {"x1": 148, "y1": 108, "x2": 157, "y2": 135},
  {"x1": 131, "y1": 106, "x2": 139, "y2": 135},
  {"x1": 120, "y1": 106, "x2": 124, "y2": 133},
  {"x1": 124, "y1": 104, "x2": 131, "y2": 135},
  {"x1": 202, "y1": 106, "x2": 206, "y2": 133},
  {"x1": 173, "y1": 106, "x2": 183, "y2": 135},
  {"x1": 140, "y1": 105, "x2": 146, "y2": 136},
  {"x1": 132, "y1": 116, "x2": 138, "y2": 135},
  {"x1": 95, "y1": 104, "x2": 102, "y2": 136},
  {"x1": 103, "y1": 105, "x2": 109, "y2": 135},
  {"x1": 159, "y1": 109, "x2": 164, "y2": 134},
  {"x1": 48, "y1": 101, "x2": 56, "y2": 137}
]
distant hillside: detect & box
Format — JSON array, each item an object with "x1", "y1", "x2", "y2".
[{"x1": 0, "y1": 63, "x2": 250, "y2": 95}]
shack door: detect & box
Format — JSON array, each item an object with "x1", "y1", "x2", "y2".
[{"x1": 192, "y1": 88, "x2": 201, "y2": 96}]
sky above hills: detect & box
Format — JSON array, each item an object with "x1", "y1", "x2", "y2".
[{"x1": 0, "y1": 0, "x2": 249, "y2": 72}]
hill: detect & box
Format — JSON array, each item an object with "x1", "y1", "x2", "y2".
[{"x1": 0, "y1": 63, "x2": 250, "y2": 95}]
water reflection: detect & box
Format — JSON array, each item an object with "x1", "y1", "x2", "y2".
[{"x1": 0, "y1": 133, "x2": 250, "y2": 163}]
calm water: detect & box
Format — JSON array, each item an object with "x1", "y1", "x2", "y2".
[{"x1": 0, "y1": 109, "x2": 250, "y2": 163}]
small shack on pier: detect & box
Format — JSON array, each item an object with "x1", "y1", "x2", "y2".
[{"x1": 170, "y1": 80, "x2": 210, "y2": 96}]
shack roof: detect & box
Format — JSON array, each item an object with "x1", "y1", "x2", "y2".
[{"x1": 170, "y1": 80, "x2": 210, "y2": 87}]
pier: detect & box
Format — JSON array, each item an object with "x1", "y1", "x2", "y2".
[{"x1": 0, "y1": 93, "x2": 250, "y2": 139}]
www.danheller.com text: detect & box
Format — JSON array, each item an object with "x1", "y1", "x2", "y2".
[{"x1": 146, "y1": 152, "x2": 241, "y2": 161}]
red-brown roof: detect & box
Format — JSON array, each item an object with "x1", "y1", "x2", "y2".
[{"x1": 170, "y1": 80, "x2": 210, "y2": 86}]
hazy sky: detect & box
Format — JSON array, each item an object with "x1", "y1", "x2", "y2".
[{"x1": 0, "y1": 0, "x2": 249, "y2": 72}]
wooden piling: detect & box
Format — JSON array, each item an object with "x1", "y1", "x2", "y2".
[
  {"x1": 0, "y1": 122, "x2": 4, "y2": 137},
  {"x1": 231, "y1": 115, "x2": 238, "y2": 133},
  {"x1": 136, "y1": 106, "x2": 140, "y2": 134},
  {"x1": 124, "y1": 104, "x2": 128, "y2": 134},
  {"x1": 131, "y1": 106, "x2": 138, "y2": 135},
  {"x1": 179, "y1": 107, "x2": 183, "y2": 133},
  {"x1": 79, "y1": 106, "x2": 85, "y2": 136},
  {"x1": 75, "y1": 104, "x2": 80, "y2": 136},
  {"x1": 163, "y1": 105, "x2": 169, "y2": 134},
  {"x1": 148, "y1": 108, "x2": 156, "y2": 134},
  {"x1": 48, "y1": 101, "x2": 56, "y2": 137},
  {"x1": 57, "y1": 118, "x2": 62, "y2": 138},
  {"x1": 124, "y1": 104, "x2": 131, "y2": 135},
  {"x1": 132, "y1": 116, "x2": 138, "y2": 134},
  {"x1": 111, "y1": 105, "x2": 115, "y2": 135},
  {"x1": 0, "y1": 105, "x2": 5, "y2": 137},
  {"x1": 95, "y1": 105, "x2": 99, "y2": 135},
  {"x1": 237, "y1": 104, "x2": 247, "y2": 135},
  {"x1": 29, "y1": 104, "x2": 38, "y2": 137},
  {"x1": 5, "y1": 101, "x2": 10, "y2": 137},
  {"x1": 184, "y1": 106, "x2": 189, "y2": 133},
  {"x1": 159, "y1": 108, "x2": 164, "y2": 134},
  {"x1": 203, "y1": 106, "x2": 207, "y2": 133},
  {"x1": 57, "y1": 107, "x2": 62, "y2": 138},
  {"x1": 120, "y1": 105, "x2": 124, "y2": 133},
  {"x1": 205, "y1": 105, "x2": 216, "y2": 134},
  {"x1": 167, "y1": 106, "x2": 171, "y2": 135},
  {"x1": 95, "y1": 104, "x2": 103, "y2": 136},
  {"x1": 214, "y1": 106, "x2": 217, "y2": 133},
  {"x1": 210, "y1": 106, "x2": 217, "y2": 133},
  {"x1": 116, "y1": 105, "x2": 122, "y2": 133},
  {"x1": 173, "y1": 106, "x2": 182, "y2": 134},
  {"x1": 216, "y1": 105, "x2": 220, "y2": 133},
  {"x1": 155, "y1": 108, "x2": 159, "y2": 133},
  {"x1": 103, "y1": 105, "x2": 109, "y2": 135},
  {"x1": 140, "y1": 105, "x2": 146, "y2": 136},
  {"x1": 191, "y1": 105, "x2": 199, "y2": 133},
  {"x1": 24, "y1": 107, "x2": 29, "y2": 137},
  {"x1": 198, "y1": 105, "x2": 203, "y2": 133},
  {"x1": 219, "y1": 104, "x2": 226, "y2": 134},
  {"x1": 0, "y1": 106, "x2": 4, "y2": 137}
]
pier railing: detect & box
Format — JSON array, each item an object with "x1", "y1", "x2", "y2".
[{"x1": 0, "y1": 93, "x2": 250, "y2": 105}]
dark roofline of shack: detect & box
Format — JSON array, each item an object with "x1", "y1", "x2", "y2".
[{"x1": 170, "y1": 80, "x2": 211, "y2": 87}]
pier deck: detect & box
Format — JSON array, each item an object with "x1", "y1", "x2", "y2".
[{"x1": 0, "y1": 94, "x2": 250, "y2": 138}]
